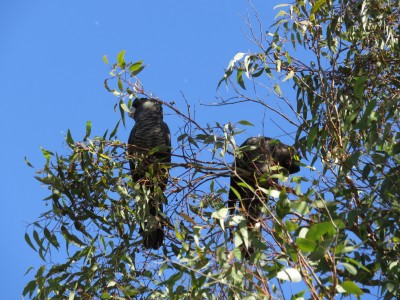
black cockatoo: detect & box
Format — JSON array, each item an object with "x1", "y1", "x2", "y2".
[
  {"x1": 128, "y1": 97, "x2": 171, "y2": 249},
  {"x1": 228, "y1": 137, "x2": 300, "y2": 257}
]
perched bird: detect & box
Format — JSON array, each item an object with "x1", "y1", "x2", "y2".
[
  {"x1": 228, "y1": 137, "x2": 300, "y2": 257},
  {"x1": 128, "y1": 97, "x2": 171, "y2": 249}
]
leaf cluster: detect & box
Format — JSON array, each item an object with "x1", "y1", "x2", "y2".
[{"x1": 24, "y1": 1, "x2": 400, "y2": 298}]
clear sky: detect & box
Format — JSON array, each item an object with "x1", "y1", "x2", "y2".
[{"x1": 0, "y1": 1, "x2": 307, "y2": 298}]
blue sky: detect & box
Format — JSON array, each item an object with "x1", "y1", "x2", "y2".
[{"x1": 0, "y1": 0, "x2": 309, "y2": 298}]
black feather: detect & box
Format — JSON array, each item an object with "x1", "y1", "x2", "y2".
[
  {"x1": 228, "y1": 137, "x2": 300, "y2": 258},
  {"x1": 128, "y1": 98, "x2": 171, "y2": 249}
]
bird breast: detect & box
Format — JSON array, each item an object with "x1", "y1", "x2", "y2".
[{"x1": 133, "y1": 121, "x2": 168, "y2": 149}]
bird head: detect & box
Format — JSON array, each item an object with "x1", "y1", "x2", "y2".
[
  {"x1": 129, "y1": 98, "x2": 163, "y2": 121},
  {"x1": 269, "y1": 143, "x2": 301, "y2": 174},
  {"x1": 240, "y1": 137, "x2": 301, "y2": 175}
]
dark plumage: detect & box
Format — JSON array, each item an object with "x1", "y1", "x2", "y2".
[
  {"x1": 228, "y1": 137, "x2": 300, "y2": 257},
  {"x1": 128, "y1": 98, "x2": 171, "y2": 249}
]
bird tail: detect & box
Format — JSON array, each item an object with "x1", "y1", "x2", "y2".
[
  {"x1": 141, "y1": 224, "x2": 164, "y2": 250},
  {"x1": 241, "y1": 199, "x2": 263, "y2": 259},
  {"x1": 240, "y1": 221, "x2": 261, "y2": 259},
  {"x1": 139, "y1": 191, "x2": 165, "y2": 250}
]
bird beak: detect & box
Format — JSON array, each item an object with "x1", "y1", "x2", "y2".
[{"x1": 128, "y1": 107, "x2": 136, "y2": 118}]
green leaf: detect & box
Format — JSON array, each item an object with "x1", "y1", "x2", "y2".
[
  {"x1": 343, "y1": 151, "x2": 360, "y2": 170},
  {"x1": 119, "y1": 99, "x2": 126, "y2": 126},
  {"x1": 307, "y1": 126, "x2": 318, "y2": 150},
  {"x1": 275, "y1": 10, "x2": 287, "y2": 19},
  {"x1": 341, "y1": 262, "x2": 357, "y2": 275},
  {"x1": 109, "y1": 120, "x2": 120, "y2": 139},
  {"x1": 335, "y1": 244, "x2": 358, "y2": 254},
  {"x1": 66, "y1": 129, "x2": 74, "y2": 146},
  {"x1": 306, "y1": 221, "x2": 336, "y2": 241},
  {"x1": 251, "y1": 67, "x2": 264, "y2": 78},
  {"x1": 239, "y1": 225, "x2": 249, "y2": 249},
  {"x1": 217, "y1": 72, "x2": 229, "y2": 90},
  {"x1": 180, "y1": 213, "x2": 196, "y2": 225},
  {"x1": 229, "y1": 186, "x2": 242, "y2": 201},
  {"x1": 341, "y1": 281, "x2": 364, "y2": 296},
  {"x1": 104, "y1": 79, "x2": 112, "y2": 92},
  {"x1": 291, "y1": 200, "x2": 309, "y2": 215},
  {"x1": 118, "y1": 78, "x2": 123, "y2": 91},
  {"x1": 274, "y1": 83, "x2": 282, "y2": 96},
  {"x1": 33, "y1": 230, "x2": 43, "y2": 250},
  {"x1": 117, "y1": 50, "x2": 126, "y2": 67},
  {"x1": 232, "y1": 247, "x2": 242, "y2": 260},
  {"x1": 25, "y1": 233, "x2": 37, "y2": 252},
  {"x1": 129, "y1": 61, "x2": 143, "y2": 73},
  {"x1": 285, "y1": 51, "x2": 292, "y2": 64},
  {"x1": 231, "y1": 265, "x2": 244, "y2": 283},
  {"x1": 296, "y1": 238, "x2": 316, "y2": 252},
  {"x1": 103, "y1": 54, "x2": 109, "y2": 65},
  {"x1": 357, "y1": 98, "x2": 377, "y2": 130},
  {"x1": 61, "y1": 226, "x2": 85, "y2": 247},
  {"x1": 285, "y1": 220, "x2": 298, "y2": 232},
  {"x1": 40, "y1": 146, "x2": 54, "y2": 160},
  {"x1": 354, "y1": 76, "x2": 368, "y2": 99},
  {"x1": 24, "y1": 156, "x2": 35, "y2": 168},
  {"x1": 158, "y1": 263, "x2": 169, "y2": 277},
  {"x1": 188, "y1": 136, "x2": 199, "y2": 148},
  {"x1": 238, "y1": 120, "x2": 254, "y2": 126},
  {"x1": 291, "y1": 33, "x2": 296, "y2": 49},
  {"x1": 276, "y1": 195, "x2": 290, "y2": 219},
  {"x1": 23, "y1": 280, "x2": 37, "y2": 297},
  {"x1": 120, "y1": 102, "x2": 131, "y2": 113},
  {"x1": 343, "y1": 257, "x2": 370, "y2": 273},
  {"x1": 311, "y1": 0, "x2": 326, "y2": 14},
  {"x1": 84, "y1": 121, "x2": 92, "y2": 140},
  {"x1": 177, "y1": 133, "x2": 188, "y2": 142},
  {"x1": 24, "y1": 266, "x2": 34, "y2": 276},
  {"x1": 237, "y1": 69, "x2": 246, "y2": 90}
]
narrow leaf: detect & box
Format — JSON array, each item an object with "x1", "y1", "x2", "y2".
[
  {"x1": 129, "y1": 61, "x2": 143, "y2": 73},
  {"x1": 117, "y1": 50, "x2": 126, "y2": 67},
  {"x1": 311, "y1": 0, "x2": 327, "y2": 14},
  {"x1": 25, "y1": 233, "x2": 37, "y2": 252},
  {"x1": 238, "y1": 120, "x2": 254, "y2": 126},
  {"x1": 274, "y1": 83, "x2": 282, "y2": 96},
  {"x1": 237, "y1": 69, "x2": 246, "y2": 90},
  {"x1": 84, "y1": 121, "x2": 92, "y2": 140},
  {"x1": 342, "y1": 281, "x2": 364, "y2": 296},
  {"x1": 296, "y1": 237, "x2": 316, "y2": 252},
  {"x1": 24, "y1": 157, "x2": 35, "y2": 168},
  {"x1": 118, "y1": 78, "x2": 123, "y2": 91},
  {"x1": 66, "y1": 130, "x2": 74, "y2": 146},
  {"x1": 341, "y1": 262, "x2": 357, "y2": 275},
  {"x1": 180, "y1": 213, "x2": 196, "y2": 225},
  {"x1": 109, "y1": 120, "x2": 120, "y2": 139},
  {"x1": 354, "y1": 76, "x2": 368, "y2": 99}
]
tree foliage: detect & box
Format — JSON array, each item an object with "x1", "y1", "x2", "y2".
[{"x1": 24, "y1": 1, "x2": 399, "y2": 299}]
